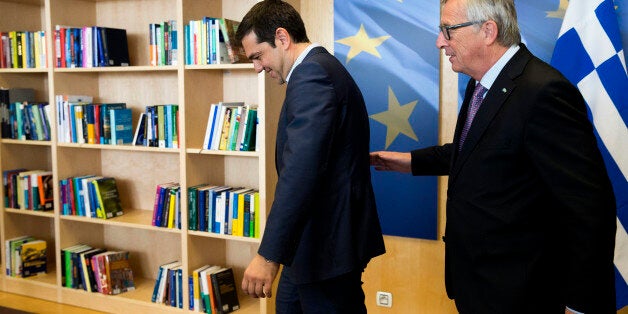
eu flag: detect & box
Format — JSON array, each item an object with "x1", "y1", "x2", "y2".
[
  {"x1": 550, "y1": 0, "x2": 628, "y2": 309},
  {"x1": 334, "y1": 1, "x2": 440, "y2": 239}
]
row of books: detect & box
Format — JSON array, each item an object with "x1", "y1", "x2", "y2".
[
  {"x1": 5, "y1": 236, "x2": 47, "y2": 278},
  {"x1": 61, "y1": 244, "x2": 135, "y2": 295},
  {"x1": 188, "y1": 264, "x2": 240, "y2": 313},
  {"x1": 184, "y1": 17, "x2": 248, "y2": 65},
  {"x1": 131, "y1": 104, "x2": 180, "y2": 148},
  {"x1": 55, "y1": 94, "x2": 132, "y2": 144},
  {"x1": 54, "y1": 25, "x2": 130, "y2": 68},
  {"x1": 150, "y1": 20, "x2": 178, "y2": 66},
  {"x1": 152, "y1": 182, "x2": 181, "y2": 229},
  {"x1": 59, "y1": 175, "x2": 124, "y2": 219},
  {"x1": 3, "y1": 169, "x2": 53, "y2": 211},
  {"x1": 0, "y1": 101, "x2": 52, "y2": 141},
  {"x1": 1, "y1": 88, "x2": 48, "y2": 140},
  {"x1": 203, "y1": 102, "x2": 258, "y2": 152},
  {"x1": 188, "y1": 184, "x2": 260, "y2": 238},
  {"x1": 0, "y1": 31, "x2": 48, "y2": 69}
]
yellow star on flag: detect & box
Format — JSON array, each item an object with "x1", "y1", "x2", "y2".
[
  {"x1": 335, "y1": 24, "x2": 390, "y2": 64},
  {"x1": 546, "y1": 0, "x2": 568, "y2": 18},
  {"x1": 370, "y1": 87, "x2": 419, "y2": 149}
]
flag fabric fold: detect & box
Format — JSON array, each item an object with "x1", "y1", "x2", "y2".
[{"x1": 550, "y1": 0, "x2": 628, "y2": 309}]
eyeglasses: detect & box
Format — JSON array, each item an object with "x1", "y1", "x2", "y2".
[{"x1": 439, "y1": 21, "x2": 483, "y2": 40}]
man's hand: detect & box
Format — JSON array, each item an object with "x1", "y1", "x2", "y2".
[
  {"x1": 241, "y1": 254, "x2": 280, "y2": 298},
  {"x1": 370, "y1": 151, "x2": 412, "y2": 173}
]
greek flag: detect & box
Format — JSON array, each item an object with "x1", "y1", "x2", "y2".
[{"x1": 550, "y1": 0, "x2": 628, "y2": 309}]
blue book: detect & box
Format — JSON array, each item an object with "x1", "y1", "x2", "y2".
[
  {"x1": 110, "y1": 108, "x2": 133, "y2": 145},
  {"x1": 197, "y1": 187, "x2": 208, "y2": 232}
]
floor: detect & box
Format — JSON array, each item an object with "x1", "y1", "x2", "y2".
[{"x1": 0, "y1": 291, "x2": 106, "y2": 314}]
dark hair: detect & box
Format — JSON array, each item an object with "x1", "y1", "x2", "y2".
[{"x1": 235, "y1": 0, "x2": 309, "y2": 48}]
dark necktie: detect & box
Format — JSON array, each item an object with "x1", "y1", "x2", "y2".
[{"x1": 459, "y1": 83, "x2": 487, "y2": 151}]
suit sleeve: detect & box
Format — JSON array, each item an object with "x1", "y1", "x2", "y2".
[
  {"x1": 258, "y1": 61, "x2": 338, "y2": 266},
  {"x1": 410, "y1": 144, "x2": 453, "y2": 176},
  {"x1": 524, "y1": 79, "x2": 616, "y2": 312}
]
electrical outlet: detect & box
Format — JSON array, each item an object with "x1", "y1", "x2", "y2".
[{"x1": 376, "y1": 291, "x2": 392, "y2": 308}]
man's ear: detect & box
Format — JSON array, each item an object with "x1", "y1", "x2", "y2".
[
  {"x1": 275, "y1": 27, "x2": 291, "y2": 49},
  {"x1": 483, "y1": 20, "x2": 498, "y2": 44}
]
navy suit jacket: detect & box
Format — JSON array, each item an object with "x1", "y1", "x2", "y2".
[
  {"x1": 258, "y1": 46, "x2": 385, "y2": 284},
  {"x1": 411, "y1": 45, "x2": 616, "y2": 313}
]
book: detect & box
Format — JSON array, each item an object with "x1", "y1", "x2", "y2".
[
  {"x1": 92, "y1": 177, "x2": 124, "y2": 219},
  {"x1": 99, "y1": 27, "x2": 130, "y2": 66},
  {"x1": 79, "y1": 247, "x2": 106, "y2": 292},
  {"x1": 5, "y1": 235, "x2": 34, "y2": 276},
  {"x1": 132, "y1": 112, "x2": 147, "y2": 146},
  {"x1": 1, "y1": 88, "x2": 35, "y2": 139},
  {"x1": 105, "y1": 251, "x2": 135, "y2": 295},
  {"x1": 37, "y1": 171, "x2": 53, "y2": 211},
  {"x1": 217, "y1": 18, "x2": 249, "y2": 64},
  {"x1": 153, "y1": 261, "x2": 181, "y2": 304},
  {"x1": 110, "y1": 108, "x2": 133, "y2": 145},
  {"x1": 62, "y1": 244, "x2": 92, "y2": 288},
  {"x1": 210, "y1": 267, "x2": 240, "y2": 313},
  {"x1": 191, "y1": 264, "x2": 212, "y2": 312},
  {"x1": 19, "y1": 239, "x2": 47, "y2": 277}
]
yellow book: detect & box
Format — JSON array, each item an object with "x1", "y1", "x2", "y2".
[
  {"x1": 254, "y1": 191, "x2": 260, "y2": 238},
  {"x1": 9, "y1": 31, "x2": 18, "y2": 68},
  {"x1": 20, "y1": 32, "x2": 27, "y2": 68},
  {"x1": 218, "y1": 107, "x2": 232, "y2": 150},
  {"x1": 192, "y1": 265, "x2": 210, "y2": 312},
  {"x1": 167, "y1": 187, "x2": 176, "y2": 228},
  {"x1": 234, "y1": 193, "x2": 245, "y2": 236}
]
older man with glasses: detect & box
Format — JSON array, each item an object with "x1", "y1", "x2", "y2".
[{"x1": 370, "y1": 0, "x2": 617, "y2": 313}]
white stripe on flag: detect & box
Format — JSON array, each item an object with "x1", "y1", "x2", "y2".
[
  {"x1": 577, "y1": 71, "x2": 628, "y2": 181},
  {"x1": 577, "y1": 17, "x2": 619, "y2": 67},
  {"x1": 559, "y1": 0, "x2": 603, "y2": 36},
  {"x1": 616, "y1": 218, "x2": 628, "y2": 280}
]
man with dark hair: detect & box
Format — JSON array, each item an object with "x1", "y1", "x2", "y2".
[
  {"x1": 236, "y1": 1, "x2": 385, "y2": 313},
  {"x1": 371, "y1": 0, "x2": 616, "y2": 312}
]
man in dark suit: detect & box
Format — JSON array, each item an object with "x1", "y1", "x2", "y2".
[
  {"x1": 370, "y1": 0, "x2": 616, "y2": 312},
  {"x1": 235, "y1": 1, "x2": 385, "y2": 313}
]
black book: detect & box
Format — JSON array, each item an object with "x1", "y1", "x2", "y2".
[
  {"x1": 210, "y1": 267, "x2": 240, "y2": 313},
  {"x1": 1, "y1": 88, "x2": 35, "y2": 138},
  {"x1": 100, "y1": 27, "x2": 130, "y2": 66}
]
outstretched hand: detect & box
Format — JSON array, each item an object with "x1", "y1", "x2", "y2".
[{"x1": 370, "y1": 151, "x2": 412, "y2": 173}]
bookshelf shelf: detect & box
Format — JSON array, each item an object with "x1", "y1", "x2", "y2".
[
  {"x1": 0, "y1": 68, "x2": 48, "y2": 74},
  {"x1": 185, "y1": 63, "x2": 255, "y2": 70},
  {"x1": 186, "y1": 148, "x2": 260, "y2": 157},
  {"x1": 5, "y1": 208, "x2": 55, "y2": 218},
  {"x1": 57, "y1": 142, "x2": 180, "y2": 153},
  {"x1": 53, "y1": 66, "x2": 178, "y2": 73},
  {"x1": 0, "y1": 139, "x2": 52, "y2": 146},
  {"x1": 0, "y1": 0, "x2": 286, "y2": 312}
]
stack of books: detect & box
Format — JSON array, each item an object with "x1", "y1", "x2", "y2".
[
  {"x1": 5, "y1": 236, "x2": 47, "y2": 278},
  {"x1": 61, "y1": 244, "x2": 135, "y2": 295}
]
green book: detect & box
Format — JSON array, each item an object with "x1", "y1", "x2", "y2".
[{"x1": 93, "y1": 177, "x2": 123, "y2": 219}]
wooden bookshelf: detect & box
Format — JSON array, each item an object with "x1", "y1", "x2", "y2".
[{"x1": 0, "y1": 0, "x2": 291, "y2": 312}]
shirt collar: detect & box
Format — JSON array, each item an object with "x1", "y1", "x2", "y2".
[
  {"x1": 286, "y1": 43, "x2": 321, "y2": 83},
  {"x1": 479, "y1": 44, "x2": 520, "y2": 91}
]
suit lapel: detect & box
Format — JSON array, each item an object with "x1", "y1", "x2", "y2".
[{"x1": 450, "y1": 45, "x2": 532, "y2": 182}]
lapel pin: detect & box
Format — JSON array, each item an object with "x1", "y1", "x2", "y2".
[{"x1": 502, "y1": 88, "x2": 507, "y2": 93}]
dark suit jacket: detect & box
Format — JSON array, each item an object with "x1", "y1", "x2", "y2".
[
  {"x1": 411, "y1": 45, "x2": 616, "y2": 313},
  {"x1": 258, "y1": 46, "x2": 385, "y2": 284}
]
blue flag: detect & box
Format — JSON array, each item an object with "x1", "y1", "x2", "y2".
[
  {"x1": 334, "y1": 1, "x2": 440, "y2": 239},
  {"x1": 550, "y1": 0, "x2": 628, "y2": 309}
]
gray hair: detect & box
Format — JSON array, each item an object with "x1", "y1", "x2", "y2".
[{"x1": 442, "y1": 0, "x2": 521, "y2": 46}]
